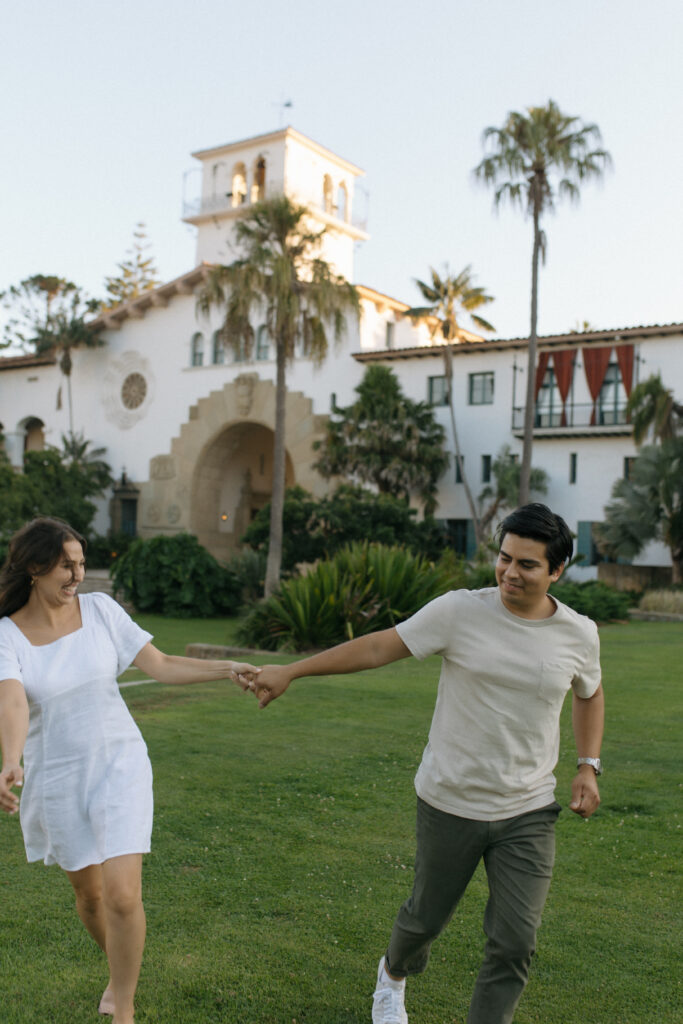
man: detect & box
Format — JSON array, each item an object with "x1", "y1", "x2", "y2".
[{"x1": 252, "y1": 503, "x2": 604, "y2": 1024}]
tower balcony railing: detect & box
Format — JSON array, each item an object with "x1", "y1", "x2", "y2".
[
  {"x1": 183, "y1": 182, "x2": 367, "y2": 232},
  {"x1": 512, "y1": 402, "x2": 631, "y2": 435}
]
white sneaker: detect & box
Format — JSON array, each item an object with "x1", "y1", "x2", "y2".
[{"x1": 372, "y1": 957, "x2": 408, "y2": 1024}]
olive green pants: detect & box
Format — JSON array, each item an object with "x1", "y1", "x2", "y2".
[{"x1": 385, "y1": 797, "x2": 561, "y2": 1024}]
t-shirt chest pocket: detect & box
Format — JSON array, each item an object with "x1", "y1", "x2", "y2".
[{"x1": 537, "y1": 660, "x2": 574, "y2": 705}]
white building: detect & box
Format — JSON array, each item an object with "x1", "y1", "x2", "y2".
[{"x1": 1, "y1": 127, "x2": 681, "y2": 580}]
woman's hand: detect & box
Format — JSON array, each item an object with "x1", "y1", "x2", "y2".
[
  {"x1": 0, "y1": 764, "x2": 24, "y2": 815},
  {"x1": 228, "y1": 662, "x2": 261, "y2": 691}
]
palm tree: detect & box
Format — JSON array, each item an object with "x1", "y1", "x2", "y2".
[
  {"x1": 626, "y1": 373, "x2": 682, "y2": 444},
  {"x1": 477, "y1": 445, "x2": 548, "y2": 538},
  {"x1": 196, "y1": 195, "x2": 360, "y2": 597},
  {"x1": 596, "y1": 437, "x2": 683, "y2": 584},
  {"x1": 33, "y1": 290, "x2": 104, "y2": 435},
  {"x1": 60, "y1": 432, "x2": 113, "y2": 493},
  {"x1": 474, "y1": 100, "x2": 611, "y2": 504},
  {"x1": 1, "y1": 275, "x2": 76, "y2": 351},
  {"x1": 1, "y1": 275, "x2": 103, "y2": 432},
  {"x1": 403, "y1": 265, "x2": 495, "y2": 545}
]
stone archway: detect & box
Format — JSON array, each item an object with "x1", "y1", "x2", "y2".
[
  {"x1": 137, "y1": 373, "x2": 329, "y2": 560},
  {"x1": 190, "y1": 422, "x2": 295, "y2": 560}
]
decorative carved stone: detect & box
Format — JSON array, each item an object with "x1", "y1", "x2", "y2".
[
  {"x1": 167, "y1": 504, "x2": 182, "y2": 524},
  {"x1": 235, "y1": 373, "x2": 258, "y2": 416},
  {"x1": 102, "y1": 351, "x2": 155, "y2": 429},
  {"x1": 146, "y1": 503, "x2": 161, "y2": 524},
  {"x1": 150, "y1": 455, "x2": 176, "y2": 480},
  {"x1": 121, "y1": 372, "x2": 147, "y2": 409}
]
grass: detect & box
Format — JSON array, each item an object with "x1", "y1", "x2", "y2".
[{"x1": 1, "y1": 619, "x2": 681, "y2": 1023}]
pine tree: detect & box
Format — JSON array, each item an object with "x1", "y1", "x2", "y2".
[{"x1": 102, "y1": 223, "x2": 160, "y2": 309}]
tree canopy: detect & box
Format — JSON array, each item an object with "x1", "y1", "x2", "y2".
[
  {"x1": 626, "y1": 373, "x2": 682, "y2": 445},
  {"x1": 101, "y1": 223, "x2": 160, "y2": 310},
  {"x1": 0, "y1": 435, "x2": 114, "y2": 557},
  {"x1": 596, "y1": 437, "x2": 683, "y2": 584},
  {"x1": 314, "y1": 364, "x2": 448, "y2": 515}
]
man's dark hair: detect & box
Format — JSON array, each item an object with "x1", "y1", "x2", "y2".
[{"x1": 496, "y1": 503, "x2": 573, "y2": 574}]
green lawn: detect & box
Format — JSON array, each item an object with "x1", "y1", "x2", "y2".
[{"x1": 1, "y1": 619, "x2": 680, "y2": 1023}]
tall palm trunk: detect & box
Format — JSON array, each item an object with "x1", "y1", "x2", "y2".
[
  {"x1": 66, "y1": 371, "x2": 74, "y2": 436},
  {"x1": 444, "y1": 346, "x2": 482, "y2": 546},
  {"x1": 264, "y1": 339, "x2": 287, "y2": 597},
  {"x1": 519, "y1": 201, "x2": 542, "y2": 505}
]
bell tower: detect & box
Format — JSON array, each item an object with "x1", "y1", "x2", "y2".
[{"x1": 181, "y1": 126, "x2": 368, "y2": 282}]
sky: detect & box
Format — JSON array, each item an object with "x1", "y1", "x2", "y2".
[{"x1": 2, "y1": 0, "x2": 682, "y2": 340}]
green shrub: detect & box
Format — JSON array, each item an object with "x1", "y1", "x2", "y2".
[
  {"x1": 550, "y1": 579, "x2": 632, "y2": 621},
  {"x1": 236, "y1": 541, "x2": 452, "y2": 651},
  {"x1": 111, "y1": 533, "x2": 241, "y2": 618},
  {"x1": 84, "y1": 532, "x2": 135, "y2": 569},
  {"x1": 224, "y1": 547, "x2": 267, "y2": 604},
  {"x1": 241, "y1": 484, "x2": 450, "y2": 571}
]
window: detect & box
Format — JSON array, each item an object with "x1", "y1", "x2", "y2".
[
  {"x1": 323, "y1": 174, "x2": 333, "y2": 213},
  {"x1": 576, "y1": 521, "x2": 611, "y2": 567},
  {"x1": 598, "y1": 362, "x2": 628, "y2": 425},
  {"x1": 212, "y1": 331, "x2": 226, "y2": 365},
  {"x1": 232, "y1": 339, "x2": 246, "y2": 364},
  {"x1": 535, "y1": 367, "x2": 562, "y2": 426},
  {"x1": 256, "y1": 325, "x2": 270, "y2": 361},
  {"x1": 569, "y1": 452, "x2": 577, "y2": 484},
  {"x1": 251, "y1": 156, "x2": 266, "y2": 202},
  {"x1": 231, "y1": 163, "x2": 247, "y2": 207},
  {"x1": 336, "y1": 182, "x2": 348, "y2": 221},
  {"x1": 437, "y1": 518, "x2": 476, "y2": 558},
  {"x1": 385, "y1": 321, "x2": 395, "y2": 349},
  {"x1": 481, "y1": 454, "x2": 491, "y2": 484},
  {"x1": 468, "y1": 372, "x2": 494, "y2": 405},
  {"x1": 624, "y1": 456, "x2": 636, "y2": 480},
  {"x1": 455, "y1": 455, "x2": 465, "y2": 483},
  {"x1": 428, "y1": 375, "x2": 448, "y2": 406},
  {"x1": 190, "y1": 332, "x2": 204, "y2": 367}
]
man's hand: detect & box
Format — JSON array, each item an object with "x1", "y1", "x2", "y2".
[
  {"x1": 569, "y1": 766, "x2": 600, "y2": 818},
  {"x1": 0, "y1": 764, "x2": 23, "y2": 815},
  {"x1": 251, "y1": 665, "x2": 294, "y2": 708}
]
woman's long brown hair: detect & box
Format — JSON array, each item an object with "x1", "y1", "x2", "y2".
[{"x1": 0, "y1": 517, "x2": 87, "y2": 618}]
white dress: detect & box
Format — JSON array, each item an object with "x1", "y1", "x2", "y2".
[{"x1": 0, "y1": 593, "x2": 153, "y2": 871}]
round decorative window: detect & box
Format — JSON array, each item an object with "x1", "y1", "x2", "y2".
[{"x1": 121, "y1": 372, "x2": 147, "y2": 410}]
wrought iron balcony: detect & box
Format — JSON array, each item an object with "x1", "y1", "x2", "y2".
[{"x1": 512, "y1": 402, "x2": 632, "y2": 437}]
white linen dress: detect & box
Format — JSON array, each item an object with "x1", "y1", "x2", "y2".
[{"x1": 0, "y1": 592, "x2": 153, "y2": 871}]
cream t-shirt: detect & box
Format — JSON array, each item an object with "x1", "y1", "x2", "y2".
[{"x1": 396, "y1": 587, "x2": 601, "y2": 821}]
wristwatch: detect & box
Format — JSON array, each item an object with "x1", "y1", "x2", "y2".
[{"x1": 577, "y1": 757, "x2": 602, "y2": 776}]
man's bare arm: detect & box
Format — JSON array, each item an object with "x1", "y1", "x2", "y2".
[
  {"x1": 253, "y1": 628, "x2": 411, "y2": 708},
  {"x1": 569, "y1": 683, "x2": 604, "y2": 819}
]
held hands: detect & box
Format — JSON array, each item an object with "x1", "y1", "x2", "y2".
[
  {"x1": 0, "y1": 764, "x2": 23, "y2": 815},
  {"x1": 248, "y1": 664, "x2": 294, "y2": 708},
  {"x1": 569, "y1": 766, "x2": 601, "y2": 819},
  {"x1": 228, "y1": 662, "x2": 262, "y2": 692}
]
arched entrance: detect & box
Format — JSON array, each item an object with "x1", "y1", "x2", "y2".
[
  {"x1": 191, "y1": 422, "x2": 294, "y2": 560},
  {"x1": 137, "y1": 373, "x2": 329, "y2": 561}
]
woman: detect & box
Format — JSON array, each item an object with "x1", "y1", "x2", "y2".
[{"x1": 0, "y1": 517, "x2": 259, "y2": 1024}]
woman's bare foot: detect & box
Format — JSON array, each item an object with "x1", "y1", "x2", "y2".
[{"x1": 98, "y1": 985, "x2": 115, "y2": 1015}]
